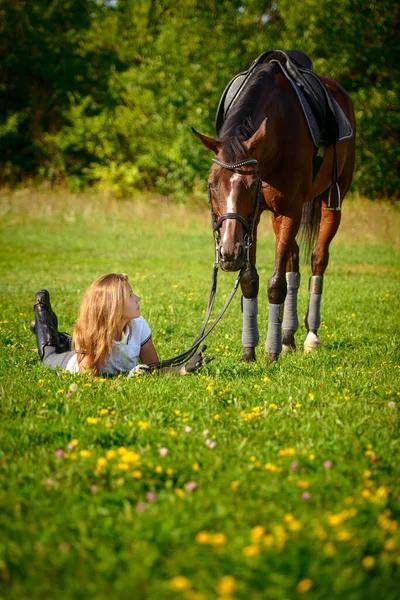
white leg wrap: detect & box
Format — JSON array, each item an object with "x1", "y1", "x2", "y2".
[
  {"x1": 265, "y1": 303, "x2": 283, "y2": 355},
  {"x1": 282, "y1": 272, "x2": 299, "y2": 333},
  {"x1": 304, "y1": 276, "x2": 323, "y2": 352},
  {"x1": 241, "y1": 297, "x2": 260, "y2": 347}
]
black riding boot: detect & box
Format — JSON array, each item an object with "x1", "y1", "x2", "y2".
[{"x1": 32, "y1": 290, "x2": 71, "y2": 360}]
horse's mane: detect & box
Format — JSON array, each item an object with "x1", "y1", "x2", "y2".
[{"x1": 218, "y1": 63, "x2": 276, "y2": 162}]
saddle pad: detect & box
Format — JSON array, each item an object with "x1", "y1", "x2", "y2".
[{"x1": 215, "y1": 53, "x2": 353, "y2": 148}]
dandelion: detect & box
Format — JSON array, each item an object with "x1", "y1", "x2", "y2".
[
  {"x1": 216, "y1": 576, "x2": 236, "y2": 596},
  {"x1": 388, "y1": 401, "x2": 396, "y2": 409},
  {"x1": 324, "y1": 460, "x2": 333, "y2": 469},
  {"x1": 242, "y1": 544, "x2": 261, "y2": 557},
  {"x1": 231, "y1": 480, "x2": 240, "y2": 491},
  {"x1": 308, "y1": 393, "x2": 315, "y2": 400},
  {"x1": 297, "y1": 480, "x2": 309, "y2": 489},
  {"x1": 131, "y1": 470, "x2": 142, "y2": 479},
  {"x1": 211, "y1": 533, "x2": 227, "y2": 547},
  {"x1": 99, "y1": 408, "x2": 109, "y2": 416},
  {"x1": 192, "y1": 462, "x2": 200, "y2": 471},
  {"x1": 184, "y1": 426, "x2": 192, "y2": 433},
  {"x1": 138, "y1": 421, "x2": 150, "y2": 430},
  {"x1": 67, "y1": 439, "x2": 78, "y2": 450},
  {"x1": 175, "y1": 488, "x2": 186, "y2": 499},
  {"x1": 195, "y1": 531, "x2": 211, "y2": 545},
  {"x1": 296, "y1": 578, "x2": 313, "y2": 593},
  {"x1": 323, "y1": 542, "x2": 336, "y2": 557},
  {"x1": 79, "y1": 450, "x2": 92, "y2": 458},
  {"x1": 159, "y1": 447, "x2": 169, "y2": 456},
  {"x1": 169, "y1": 430, "x2": 178, "y2": 437},
  {"x1": 279, "y1": 447, "x2": 296, "y2": 457},
  {"x1": 86, "y1": 417, "x2": 100, "y2": 425},
  {"x1": 69, "y1": 383, "x2": 78, "y2": 393},
  {"x1": 169, "y1": 576, "x2": 191, "y2": 592},
  {"x1": 361, "y1": 556, "x2": 375, "y2": 569},
  {"x1": 384, "y1": 538, "x2": 396, "y2": 551},
  {"x1": 251, "y1": 525, "x2": 266, "y2": 540}
]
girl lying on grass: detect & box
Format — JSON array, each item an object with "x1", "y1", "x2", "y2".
[{"x1": 31, "y1": 272, "x2": 207, "y2": 376}]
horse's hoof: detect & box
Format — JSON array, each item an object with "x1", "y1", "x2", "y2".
[
  {"x1": 304, "y1": 332, "x2": 321, "y2": 353},
  {"x1": 268, "y1": 353, "x2": 280, "y2": 363},
  {"x1": 241, "y1": 348, "x2": 256, "y2": 362},
  {"x1": 282, "y1": 343, "x2": 296, "y2": 353}
]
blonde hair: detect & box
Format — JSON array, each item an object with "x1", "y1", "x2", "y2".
[{"x1": 72, "y1": 273, "x2": 132, "y2": 370}]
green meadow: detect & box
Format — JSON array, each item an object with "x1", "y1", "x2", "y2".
[{"x1": 0, "y1": 189, "x2": 399, "y2": 600}]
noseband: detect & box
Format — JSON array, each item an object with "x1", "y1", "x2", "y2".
[{"x1": 209, "y1": 157, "x2": 262, "y2": 265}]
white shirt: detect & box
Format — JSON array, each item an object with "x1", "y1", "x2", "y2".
[{"x1": 66, "y1": 316, "x2": 151, "y2": 375}]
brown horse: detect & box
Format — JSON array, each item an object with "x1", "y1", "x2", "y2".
[{"x1": 193, "y1": 54, "x2": 356, "y2": 363}]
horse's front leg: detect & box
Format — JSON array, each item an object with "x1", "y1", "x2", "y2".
[
  {"x1": 304, "y1": 196, "x2": 342, "y2": 352},
  {"x1": 266, "y1": 213, "x2": 301, "y2": 362},
  {"x1": 240, "y1": 233, "x2": 259, "y2": 362}
]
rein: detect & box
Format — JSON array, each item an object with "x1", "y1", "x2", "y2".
[{"x1": 147, "y1": 157, "x2": 261, "y2": 371}]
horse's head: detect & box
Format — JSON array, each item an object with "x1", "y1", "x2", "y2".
[{"x1": 193, "y1": 120, "x2": 267, "y2": 272}]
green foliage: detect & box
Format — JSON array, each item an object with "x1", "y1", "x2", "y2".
[
  {"x1": 0, "y1": 0, "x2": 399, "y2": 198},
  {"x1": 1, "y1": 191, "x2": 400, "y2": 598}
]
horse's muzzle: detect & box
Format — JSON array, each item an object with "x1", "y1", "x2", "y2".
[{"x1": 219, "y1": 243, "x2": 245, "y2": 272}]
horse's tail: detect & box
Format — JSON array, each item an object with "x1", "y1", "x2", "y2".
[{"x1": 298, "y1": 196, "x2": 321, "y2": 265}]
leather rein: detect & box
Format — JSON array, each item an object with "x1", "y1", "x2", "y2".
[{"x1": 147, "y1": 157, "x2": 261, "y2": 371}]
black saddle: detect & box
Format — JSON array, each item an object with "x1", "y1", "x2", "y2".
[{"x1": 216, "y1": 49, "x2": 340, "y2": 147}]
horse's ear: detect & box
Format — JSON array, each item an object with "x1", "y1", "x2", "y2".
[
  {"x1": 245, "y1": 118, "x2": 268, "y2": 151},
  {"x1": 192, "y1": 128, "x2": 221, "y2": 154}
]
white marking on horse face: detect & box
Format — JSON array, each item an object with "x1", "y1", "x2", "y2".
[{"x1": 222, "y1": 173, "x2": 241, "y2": 246}]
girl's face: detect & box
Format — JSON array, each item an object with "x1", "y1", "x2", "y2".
[{"x1": 122, "y1": 286, "x2": 141, "y2": 320}]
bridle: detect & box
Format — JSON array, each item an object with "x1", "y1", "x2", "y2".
[
  {"x1": 209, "y1": 156, "x2": 262, "y2": 265},
  {"x1": 146, "y1": 156, "x2": 262, "y2": 372}
]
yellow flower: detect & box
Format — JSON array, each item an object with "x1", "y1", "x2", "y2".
[
  {"x1": 384, "y1": 538, "x2": 396, "y2": 551},
  {"x1": 105, "y1": 422, "x2": 113, "y2": 428},
  {"x1": 213, "y1": 414, "x2": 221, "y2": 420},
  {"x1": 231, "y1": 480, "x2": 240, "y2": 491},
  {"x1": 155, "y1": 465, "x2": 163, "y2": 473},
  {"x1": 363, "y1": 470, "x2": 371, "y2": 479},
  {"x1": 192, "y1": 462, "x2": 200, "y2": 472},
  {"x1": 169, "y1": 576, "x2": 191, "y2": 591},
  {"x1": 138, "y1": 421, "x2": 150, "y2": 430},
  {"x1": 169, "y1": 430, "x2": 178, "y2": 437},
  {"x1": 211, "y1": 533, "x2": 227, "y2": 547},
  {"x1": 79, "y1": 449, "x2": 92, "y2": 458},
  {"x1": 323, "y1": 542, "x2": 336, "y2": 557},
  {"x1": 195, "y1": 531, "x2": 211, "y2": 545},
  {"x1": 376, "y1": 486, "x2": 389, "y2": 499},
  {"x1": 296, "y1": 578, "x2": 313, "y2": 593},
  {"x1": 287, "y1": 519, "x2": 302, "y2": 532},
  {"x1": 99, "y1": 408, "x2": 109, "y2": 416},
  {"x1": 279, "y1": 447, "x2": 296, "y2": 457},
  {"x1": 308, "y1": 454, "x2": 315, "y2": 461},
  {"x1": 297, "y1": 480, "x2": 309, "y2": 489},
  {"x1": 361, "y1": 556, "x2": 375, "y2": 569},
  {"x1": 269, "y1": 403, "x2": 278, "y2": 409},
  {"x1": 308, "y1": 393, "x2": 315, "y2": 400},
  {"x1": 166, "y1": 468, "x2": 175, "y2": 476},
  {"x1": 262, "y1": 534, "x2": 274, "y2": 547},
  {"x1": 216, "y1": 576, "x2": 237, "y2": 596},
  {"x1": 86, "y1": 417, "x2": 100, "y2": 425},
  {"x1": 336, "y1": 530, "x2": 352, "y2": 542},
  {"x1": 242, "y1": 544, "x2": 261, "y2": 557},
  {"x1": 117, "y1": 463, "x2": 129, "y2": 471},
  {"x1": 120, "y1": 451, "x2": 140, "y2": 464},
  {"x1": 106, "y1": 450, "x2": 117, "y2": 460},
  {"x1": 174, "y1": 410, "x2": 181, "y2": 415},
  {"x1": 131, "y1": 470, "x2": 142, "y2": 479},
  {"x1": 175, "y1": 488, "x2": 186, "y2": 499},
  {"x1": 251, "y1": 525, "x2": 266, "y2": 541},
  {"x1": 97, "y1": 457, "x2": 107, "y2": 467}
]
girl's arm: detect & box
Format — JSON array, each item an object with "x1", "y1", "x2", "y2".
[{"x1": 139, "y1": 338, "x2": 159, "y2": 365}]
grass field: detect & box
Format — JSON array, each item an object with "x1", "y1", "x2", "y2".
[{"x1": 0, "y1": 189, "x2": 399, "y2": 600}]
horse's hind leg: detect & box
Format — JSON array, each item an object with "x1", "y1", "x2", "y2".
[
  {"x1": 304, "y1": 194, "x2": 342, "y2": 352},
  {"x1": 282, "y1": 241, "x2": 300, "y2": 352}
]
